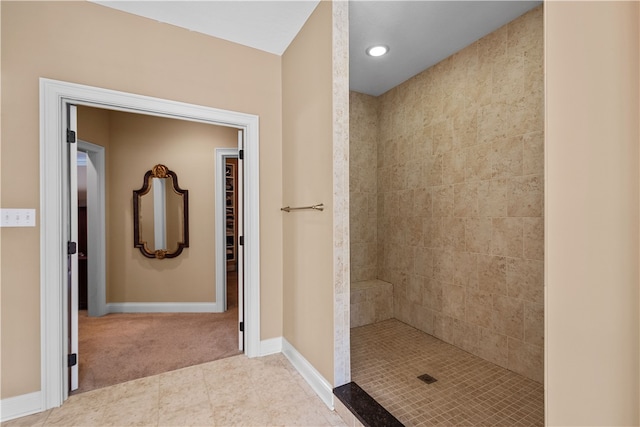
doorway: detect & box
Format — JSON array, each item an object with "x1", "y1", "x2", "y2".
[
  {"x1": 77, "y1": 150, "x2": 88, "y2": 312},
  {"x1": 75, "y1": 141, "x2": 107, "y2": 319},
  {"x1": 68, "y1": 107, "x2": 245, "y2": 394},
  {"x1": 40, "y1": 78, "x2": 261, "y2": 408}
]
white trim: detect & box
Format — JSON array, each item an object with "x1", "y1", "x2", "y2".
[
  {"x1": 214, "y1": 148, "x2": 239, "y2": 313},
  {"x1": 40, "y1": 78, "x2": 261, "y2": 409},
  {"x1": 106, "y1": 302, "x2": 220, "y2": 313},
  {"x1": 241, "y1": 120, "x2": 260, "y2": 359},
  {"x1": 282, "y1": 338, "x2": 334, "y2": 409},
  {"x1": 40, "y1": 79, "x2": 67, "y2": 409},
  {"x1": 0, "y1": 392, "x2": 43, "y2": 423},
  {"x1": 259, "y1": 337, "x2": 283, "y2": 356},
  {"x1": 77, "y1": 140, "x2": 107, "y2": 317}
]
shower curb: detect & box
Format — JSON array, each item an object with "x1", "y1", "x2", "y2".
[{"x1": 333, "y1": 382, "x2": 404, "y2": 427}]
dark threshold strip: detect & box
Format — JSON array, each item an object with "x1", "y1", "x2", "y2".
[{"x1": 333, "y1": 382, "x2": 404, "y2": 427}]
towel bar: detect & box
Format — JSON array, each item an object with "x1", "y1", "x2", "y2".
[{"x1": 281, "y1": 203, "x2": 324, "y2": 213}]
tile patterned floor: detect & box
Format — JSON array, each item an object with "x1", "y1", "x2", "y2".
[
  {"x1": 3, "y1": 354, "x2": 347, "y2": 427},
  {"x1": 351, "y1": 319, "x2": 544, "y2": 426}
]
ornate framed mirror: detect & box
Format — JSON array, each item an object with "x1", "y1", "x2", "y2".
[{"x1": 133, "y1": 164, "x2": 189, "y2": 259}]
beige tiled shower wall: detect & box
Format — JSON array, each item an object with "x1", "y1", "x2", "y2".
[
  {"x1": 349, "y1": 6, "x2": 544, "y2": 383},
  {"x1": 350, "y1": 92, "x2": 380, "y2": 282}
]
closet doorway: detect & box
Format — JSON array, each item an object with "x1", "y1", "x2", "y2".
[{"x1": 217, "y1": 150, "x2": 244, "y2": 351}]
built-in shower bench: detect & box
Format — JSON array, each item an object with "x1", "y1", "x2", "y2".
[{"x1": 350, "y1": 279, "x2": 393, "y2": 328}]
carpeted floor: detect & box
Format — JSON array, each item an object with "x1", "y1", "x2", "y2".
[{"x1": 74, "y1": 272, "x2": 240, "y2": 394}]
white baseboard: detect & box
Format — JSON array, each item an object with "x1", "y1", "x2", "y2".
[
  {"x1": 106, "y1": 302, "x2": 219, "y2": 313},
  {"x1": 0, "y1": 391, "x2": 43, "y2": 422},
  {"x1": 282, "y1": 338, "x2": 334, "y2": 409},
  {"x1": 260, "y1": 337, "x2": 282, "y2": 356}
]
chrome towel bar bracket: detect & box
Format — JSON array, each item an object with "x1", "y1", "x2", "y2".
[{"x1": 281, "y1": 203, "x2": 324, "y2": 213}]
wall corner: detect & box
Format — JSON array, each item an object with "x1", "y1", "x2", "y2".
[{"x1": 332, "y1": 0, "x2": 350, "y2": 388}]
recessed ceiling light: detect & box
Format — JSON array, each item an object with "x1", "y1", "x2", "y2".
[{"x1": 366, "y1": 45, "x2": 389, "y2": 57}]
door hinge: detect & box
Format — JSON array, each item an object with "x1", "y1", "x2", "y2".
[
  {"x1": 239, "y1": 236, "x2": 244, "y2": 246},
  {"x1": 239, "y1": 322, "x2": 244, "y2": 332},
  {"x1": 68, "y1": 241, "x2": 77, "y2": 255},
  {"x1": 239, "y1": 149, "x2": 244, "y2": 160},
  {"x1": 68, "y1": 353, "x2": 77, "y2": 367},
  {"x1": 67, "y1": 129, "x2": 76, "y2": 143}
]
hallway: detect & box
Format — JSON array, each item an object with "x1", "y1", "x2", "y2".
[{"x1": 74, "y1": 273, "x2": 240, "y2": 393}]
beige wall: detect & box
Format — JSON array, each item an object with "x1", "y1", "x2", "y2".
[
  {"x1": 3, "y1": 0, "x2": 638, "y2": 422},
  {"x1": 545, "y1": 2, "x2": 639, "y2": 425},
  {"x1": 349, "y1": 92, "x2": 378, "y2": 283},
  {"x1": 78, "y1": 107, "x2": 237, "y2": 303},
  {"x1": 353, "y1": 7, "x2": 543, "y2": 382},
  {"x1": 1, "y1": 1, "x2": 283, "y2": 398},
  {"x1": 282, "y1": 1, "x2": 335, "y2": 384}
]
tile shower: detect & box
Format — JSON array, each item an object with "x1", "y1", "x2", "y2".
[{"x1": 350, "y1": 4, "x2": 543, "y2": 386}]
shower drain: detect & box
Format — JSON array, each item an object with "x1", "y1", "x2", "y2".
[{"x1": 417, "y1": 373, "x2": 438, "y2": 384}]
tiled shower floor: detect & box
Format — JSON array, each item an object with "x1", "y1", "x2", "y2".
[{"x1": 351, "y1": 319, "x2": 544, "y2": 426}]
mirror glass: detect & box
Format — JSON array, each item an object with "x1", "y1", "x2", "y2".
[{"x1": 133, "y1": 165, "x2": 189, "y2": 259}]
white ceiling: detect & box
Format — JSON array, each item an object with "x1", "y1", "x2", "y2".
[
  {"x1": 91, "y1": 1, "x2": 320, "y2": 55},
  {"x1": 350, "y1": 1, "x2": 542, "y2": 96},
  {"x1": 91, "y1": 0, "x2": 541, "y2": 96}
]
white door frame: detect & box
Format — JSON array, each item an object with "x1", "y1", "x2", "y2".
[
  {"x1": 235, "y1": 130, "x2": 245, "y2": 351},
  {"x1": 77, "y1": 140, "x2": 107, "y2": 317},
  {"x1": 39, "y1": 78, "x2": 261, "y2": 409},
  {"x1": 67, "y1": 105, "x2": 79, "y2": 392},
  {"x1": 214, "y1": 148, "x2": 238, "y2": 312}
]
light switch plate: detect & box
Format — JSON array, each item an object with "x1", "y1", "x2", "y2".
[{"x1": 0, "y1": 209, "x2": 36, "y2": 227}]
